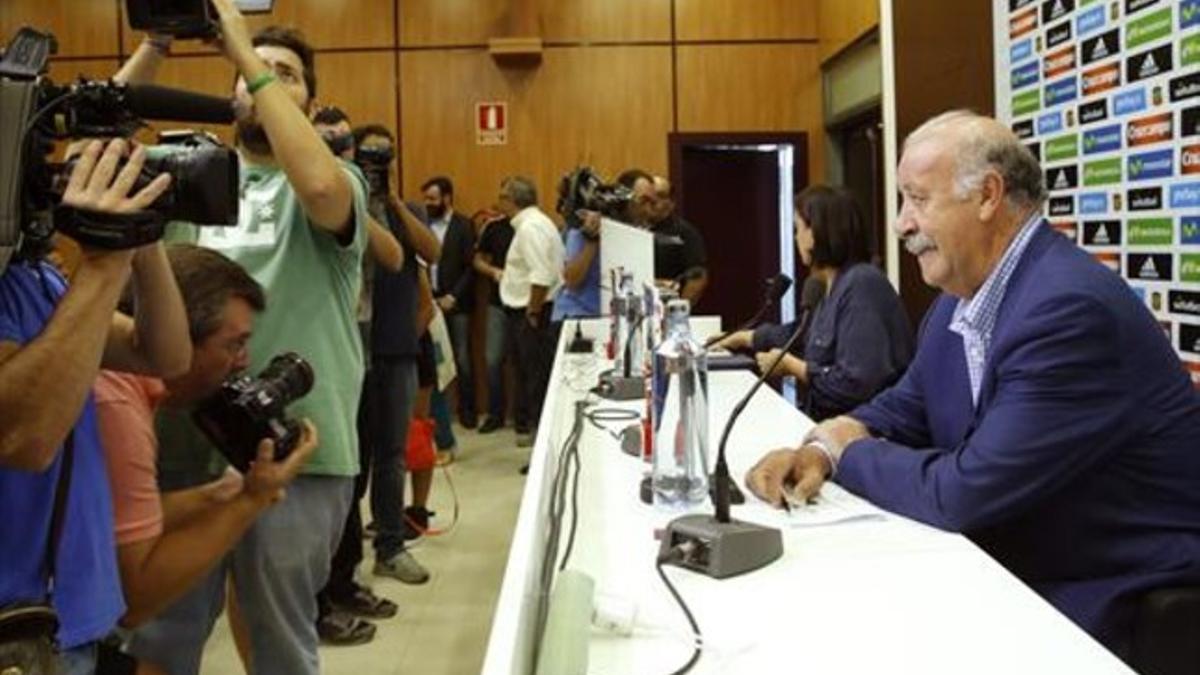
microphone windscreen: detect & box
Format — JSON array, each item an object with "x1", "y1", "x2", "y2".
[
  {"x1": 125, "y1": 83, "x2": 235, "y2": 125},
  {"x1": 800, "y1": 275, "x2": 826, "y2": 310}
]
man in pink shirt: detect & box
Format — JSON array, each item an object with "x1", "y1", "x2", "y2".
[{"x1": 95, "y1": 244, "x2": 315, "y2": 631}]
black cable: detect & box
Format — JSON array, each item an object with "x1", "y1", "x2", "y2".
[
  {"x1": 656, "y1": 548, "x2": 703, "y2": 675},
  {"x1": 557, "y1": 437, "x2": 583, "y2": 571}
]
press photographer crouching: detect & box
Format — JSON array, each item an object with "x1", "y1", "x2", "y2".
[{"x1": 93, "y1": 245, "x2": 315, "y2": 668}]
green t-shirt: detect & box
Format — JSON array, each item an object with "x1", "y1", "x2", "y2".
[{"x1": 167, "y1": 160, "x2": 368, "y2": 476}]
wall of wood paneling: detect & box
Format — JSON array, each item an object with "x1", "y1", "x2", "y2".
[
  {"x1": 818, "y1": 0, "x2": 879, "y2": 61},
  {"x1": 2, "y1": 0, "x2": 843, "y2": 217}
]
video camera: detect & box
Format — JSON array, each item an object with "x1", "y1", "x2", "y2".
[
  {"x1": 0, "y1": 27, "x2": 238, "y2": 271},
  {"x1": 556, "y1": 167, "x2": 634, "y2": 229},
  {"x1": 127, "y1": 0, "x2": 275, "y2": 40},
  {"x1": 192, "y1": 352, "x2": 315, "y2": 473}
]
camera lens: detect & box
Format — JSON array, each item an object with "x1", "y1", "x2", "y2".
[{"x1": 258, "y1": 352, "x2": 315, "y2": 410}]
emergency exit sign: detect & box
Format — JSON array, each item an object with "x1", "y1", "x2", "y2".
[{"x1": 476, "y1": 102, "x2": 507, "y2": 145}]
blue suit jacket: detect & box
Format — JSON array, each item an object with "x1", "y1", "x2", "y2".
[{"x1": 840, "y1": 222, "x2": 1200, "y2": 650}]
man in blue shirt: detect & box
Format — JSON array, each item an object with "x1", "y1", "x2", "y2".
[
  {"x1": 552, "y1": 210, "x2": 602, "y2": 322},
  {"x1": 747, "y1": 110, "x2": 1200, "y2": 657},
  {"x1": 0, "y1": 138, "x2": 191, "y2": 674}
]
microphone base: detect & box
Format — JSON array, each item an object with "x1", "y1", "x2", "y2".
[
  {"x1": 660, "y1": 514, "x2": 783, "y2": 579},
  {"x1": 597, "y1": 372, "x2": 644, "y2": 401}
]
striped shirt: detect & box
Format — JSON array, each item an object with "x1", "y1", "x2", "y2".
[{"x1": 948, "y1": 214, "x2": 1042, "y2": 405}]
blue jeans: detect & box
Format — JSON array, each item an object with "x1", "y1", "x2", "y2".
[
  {"x1": 369, "y1": 357, "x2": 417, "y2": 561},
  {"x1": 446, "y1": 311, "x2": 475, "y2": 419},
  {"x1": 430, "y1": 389, "x2": 457, "y2": 450},
  {"x1": 127, "y1": 476, "x2": 354, "y2": 675}
]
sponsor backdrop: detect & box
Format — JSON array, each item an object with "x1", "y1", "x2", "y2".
[{"x1": 995, "y1": 0, "x2": 1200, "y2": 388}]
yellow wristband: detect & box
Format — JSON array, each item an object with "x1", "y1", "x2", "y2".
[{"x1": 247, "y1": 71, "x2": 276, "y2": 95}]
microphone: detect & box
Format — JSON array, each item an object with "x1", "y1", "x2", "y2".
[
  {"x1": 657, "y1": 278, "x2": 824, "y2": 579},
  {"x1": 124, "y1": 83, "x2": 235, "y2": 125},
  {"x1": 703, "y1": 273, "x2": 792, "y2": 349}
]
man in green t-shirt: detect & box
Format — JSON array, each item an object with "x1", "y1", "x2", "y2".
[{"x1": 123, "y1": 3, "x2": 368, "y2": 674}]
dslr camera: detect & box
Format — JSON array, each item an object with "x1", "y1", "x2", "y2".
[
  {"x1": 355, "y1": 145, "x2": 395, "y2": 198},
  {"x1": 556, "y1": 167, "x2": 633, "y2": 229},
  {"x1": 192, "y1": 352, "x2": 315, "y2": 473},
  {"x1": 0, "y1": 27, "x2": 238, "y2": 271},
  {"x1": 127, "y1": 0, "x2": 275, "y2": 40}
]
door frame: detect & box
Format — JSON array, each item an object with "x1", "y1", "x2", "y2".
[{"x1": 667, "y1": 132, "x2": 810, "y2": 210}]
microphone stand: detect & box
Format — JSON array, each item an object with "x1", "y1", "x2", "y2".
[{"x1": 657, "y1": 314, "x2": 809, "y2": 579}]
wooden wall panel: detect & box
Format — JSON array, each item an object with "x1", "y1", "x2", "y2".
[
  {"x1": 121, "y1": 0, "x2": 395, "y2": 54},
  {"x1": 312, "y1": 52, "x2": 397, "y2": 135},
  {"x1": 0, "y1": 1, "x2": 119, "y2": 57},
  {"x1": 400, "y1": 0, "x2": 671, "y2": 47},
  {"x1": 400, "y1": 46, "x2": 673, "y2": 217},
  {"x1": 400, "y1": 0, "x2": 505, "y2": 47},
  {"x1": 675, "y1": 0, "x2": 817, "y2": 41},
  {"x1": 819, "y1": 0, "x2": 879, "y2": 60},
  {"x1": 47, "y1": 58, "x2": 122, "y2": 84},
  {"x1": 676, "y1": 44, "x2": 824, "y2": 179},
  {"x1": 540, "y1": 0, "x2": 671, "y2": 43}
]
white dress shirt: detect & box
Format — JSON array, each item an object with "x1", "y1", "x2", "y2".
[{"x1": 500, "y1": 206, "x2": 565, "y2": 309}]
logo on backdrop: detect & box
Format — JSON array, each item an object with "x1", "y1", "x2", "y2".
[
  {"x1": 1081, "y1": 29, "x2": 1120, "y2": 65},
  {"x1": 1079, "y1": 99, "x2": 1109, "y2": 124},
  {"x1": 1126, "y1": 253, "x2": 1174, "y2": 281},
  {"x1": 1046, "y1": 164, "x2": 1080, "y2": 191},
  {"x1": 1126, "y1": 45, "x2": 1173, "y2": 84},
  {"x1": 1083, "y1": 124, "x2": 1123, "y2": 154},
  {"x1": 1128, "y1": 186, "x2": 1164, "y2": 210},
  {"x1": 1127, "y1": 112, "x2": 1174, "y2": 146},
  {"x1": 1170, "y1": 290, "x2": 1200, "y2": 317},
  {"x1": 1127, "y1": 149, "x2": 1174, "y2": 181},
  {"x1": 1083, "y1": 220, "x2": 1122, "y2": 245}
]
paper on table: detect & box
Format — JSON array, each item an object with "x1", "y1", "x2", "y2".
[{"x1": 737, "y1": 483, "x2": 885, "y2": 528}]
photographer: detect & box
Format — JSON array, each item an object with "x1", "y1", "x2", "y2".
[
  {"x1": 132, "y1": 2, "x2": 375, "y2": 672},
  {"x1": 96, "y1": 245, "x2": 316, "y2": 636},
  {"x1": 351, "y1": 123, "x2": 433, "y2": 586},
  {"x1": 0, "y1": 138, "x2": 191, "y2": 673},
  {"x1": 552, "y1": 209, "x2": 602, "y2": 321},
  {"x1": 619, "y1": 170, "x2": 708, "y2": 303}
]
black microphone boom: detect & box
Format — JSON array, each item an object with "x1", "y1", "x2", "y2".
[
  {"x1": 702, "y1": 273, "x2": 792, "y2": 349},
  {"x1": 124, "y1": 83, "x2": 235, "y2": 125}
]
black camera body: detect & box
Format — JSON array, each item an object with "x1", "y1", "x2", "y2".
[
  {"x1": 1, "y1": 27, "x2": 238, "y2": 266},
  {"x1": 126, "y1": 0, "x2": 275, "y2": 40},
  {"x1": 192, "y1": 353, "x2": 315, "y2": 473},
  {"x1": 354, "y1": 145, "x2": 395, "y2": 198},
  {"x1": 556, "y1": 167, "x2": 634, "y2": 229}
]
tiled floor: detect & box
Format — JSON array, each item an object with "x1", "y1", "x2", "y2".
[{"x1": 199, "y1": 424, "x2": 529, "y2": 675}]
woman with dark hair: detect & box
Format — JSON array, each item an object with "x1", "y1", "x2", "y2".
[{"x1": 715, "y1": 186, "x2": 914, "y2": 421}]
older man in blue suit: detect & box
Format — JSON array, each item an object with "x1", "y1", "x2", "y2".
[{"x1": 747, "y1": 110, "x2": 1200, "y2": 655}]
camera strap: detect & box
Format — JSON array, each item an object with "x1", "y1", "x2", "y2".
[{"x1": 52, "y1": 205, "x2": 166, "y2": 250}]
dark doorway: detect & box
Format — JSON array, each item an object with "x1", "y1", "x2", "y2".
[
  {"x1": 831, "y1": 108, "x2": 886, "y2": 270},
  {"x1": 668, "y1": 132, "x2": 809, "y2": 329}
]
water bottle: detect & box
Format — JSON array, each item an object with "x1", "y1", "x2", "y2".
[
  {"x1": 623, "y1": 282, "x2": 643, "y2": 376},
  {"x1": 651, "y1": 299, "x2": 710, "y2": 508},
  {"x1": 610, "y1": 269, "x2": 630, "y2": 367}
]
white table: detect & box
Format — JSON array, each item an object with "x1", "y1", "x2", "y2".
[{"x1": 483, "y1": 319, "x2": 1132, "y2": 675}]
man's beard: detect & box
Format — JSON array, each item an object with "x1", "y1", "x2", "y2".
[
  {"x1": 426, "y1": 204, "x2": 447, "y2": 219},
  {"x1": 236, "y1": 118, "x2": 273, "y2": 156}
]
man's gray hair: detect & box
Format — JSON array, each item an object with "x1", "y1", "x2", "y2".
[
  {"x1": 501, "y1": 176, "x2": 538, "y2": 209},
  {"x1": 905, "y1": 109, "x2": 1047, "y2": 211}
]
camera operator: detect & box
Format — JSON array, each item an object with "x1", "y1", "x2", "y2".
[
  {"x1": 130, "y1": 2, "x2": 378, "y2": 672},
  {"x1": 620, "y1": 170, "x2": 708, "y2": 303},
  {"x1": 95, "y1": 245, "x2": 316, "y2": 637},
  {"x1": 552, "y1": 209, "x2": 602, "y2": 321},
  {"x1": 0, "y1": 138, "x2": 191, "y2": 674}
]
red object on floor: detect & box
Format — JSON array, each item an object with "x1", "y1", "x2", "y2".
[{"x1": 406, "y1": 417, "x2": 437, "y2": 472}]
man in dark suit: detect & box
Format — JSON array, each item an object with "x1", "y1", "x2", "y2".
[
  {"x1": 747, "y1": 110, "x2": 1200, "y2": 657},
  {"x1": 422, "y1": 176, "x2": 478, "y2": 428}
]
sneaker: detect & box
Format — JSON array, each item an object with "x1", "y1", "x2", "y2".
[
  {"x1": 478, "y1": 416, "x2": 503, "y2": 434},
  {"x1": 460, "y1": 412, "x2": 478, "y2": 430},
  {"x1": 404, "y1": 505, "x2": 434, "y2": 540},
  {"x1": 330, "y1": 586, "x2": 398, "y2": 619},
  {"x1": 516, "y1": 431, "x2": 534, "y2": 448},
  {"x1": 374, "y1": 551, "x2": 430, "y2": 585},
  {"x1": 317, "y1": 611, "x2": 376, "y2": 646}
]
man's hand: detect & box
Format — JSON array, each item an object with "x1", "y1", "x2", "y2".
[
  {"x1": 579, "y1": 210, "x2": 602, "y2": 239},
  {"x1": 208, "y1": 0, "x2": 257, "y2": 71},
  {"x1": 62, "y1": 139, "x2": 172, "y2": 217},
  {"x1": 437, "y1": 295, "x2": 457, "y2": 312},
  {"x1": 745, "y1": 446, "x2": 832, "y2": 507},
  {"x1": 242, "y1": 419, "x2": 318, "y2": 506},
  {"x1": 711, "y1": 330, "x2": 751, "y2": 353}
]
